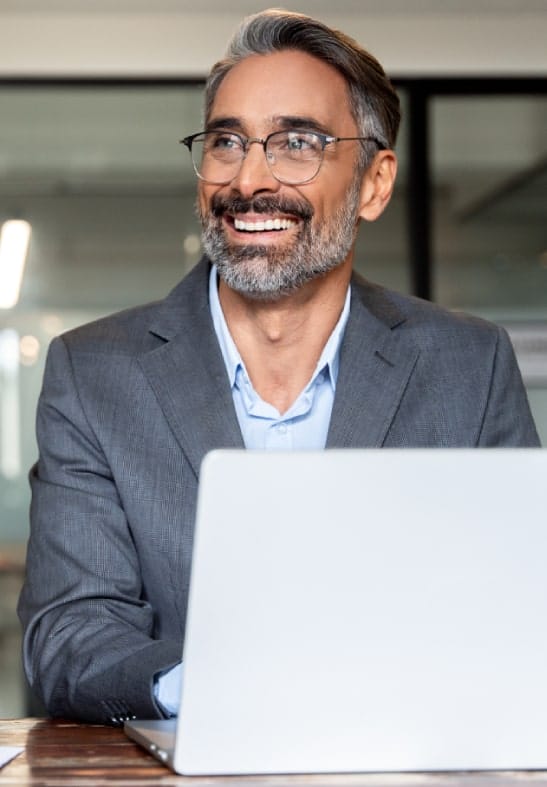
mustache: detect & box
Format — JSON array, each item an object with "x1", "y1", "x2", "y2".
[{"x1": 210, "y1": 194, "x2": 314, "y2": 221}]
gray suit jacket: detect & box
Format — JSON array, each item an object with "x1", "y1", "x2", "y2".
[{"x1": 18, "y1": 257, "x2": 539, "y2": 724}]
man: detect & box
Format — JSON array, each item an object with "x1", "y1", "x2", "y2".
[{"x1": 18, "y1": 9, "x2": 539, "y2": 725}]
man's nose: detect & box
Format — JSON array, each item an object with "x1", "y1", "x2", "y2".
[{"x1": 230, "y1": 140, "x2": 280, "y2": 197}]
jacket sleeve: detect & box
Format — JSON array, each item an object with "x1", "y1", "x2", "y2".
[
  {"x1": 17, "y1": 335, "x2": 181, "y2": 724},
  {"x1": 477, "y1": 325, "x2": 540, "y2": 447}
]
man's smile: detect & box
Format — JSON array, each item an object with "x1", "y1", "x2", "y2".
[
  {"x1": 232, "y1": 217, "x2": 298, "y2": 232},
  {"x1": 210, "y1": 194, "x2": 313, "y2": 240}
]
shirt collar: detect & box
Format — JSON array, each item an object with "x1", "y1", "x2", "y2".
[
  {"x1": 209, "y1": 265, "x2": 242, "y2": 388},
  {"x1": 209, "y1": 264, "x2": 351, "y2": 392}
]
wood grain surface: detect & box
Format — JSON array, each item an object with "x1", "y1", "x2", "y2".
[{"x1": 1, "y1": 719, "x2": 547, "y2": 786}]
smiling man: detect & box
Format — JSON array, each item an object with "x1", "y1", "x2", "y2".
[
  {"x1": 189, "y1": 45, "x2": 399, "y2": 415},
  {"x1": 18, "y1": 9, "x2": 539, "y2": 724}
]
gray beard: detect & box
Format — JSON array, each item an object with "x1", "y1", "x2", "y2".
[{"x1": 199, "y1": 176, "x2": 361, "y2": 301}]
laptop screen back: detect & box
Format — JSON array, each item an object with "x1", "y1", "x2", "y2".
[{"x1": 174, "y1": 448, "x2": 547, "y2": 775}]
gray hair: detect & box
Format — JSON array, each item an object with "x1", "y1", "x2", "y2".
[{"x1": 204, "y1": 9, "x2": 401, "y2": 168}]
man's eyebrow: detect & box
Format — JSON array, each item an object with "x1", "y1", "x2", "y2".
[
  {"x1": 274, "y1": 116, "x2": 332, "y2": 135},
  {"x1": 206, "y1": 117, "x2": 244, "y2": 132}
]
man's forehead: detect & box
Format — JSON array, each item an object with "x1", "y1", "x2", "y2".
[{"x1": 207, "y1": 50, "x2": 356, "y2": 133}]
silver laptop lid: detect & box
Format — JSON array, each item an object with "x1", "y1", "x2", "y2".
[{"x1": 175, "y1": 448, "x2": 547, "y2": 775}]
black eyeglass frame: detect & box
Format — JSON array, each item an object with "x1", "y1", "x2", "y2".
[{"x1": 179, "y1": 129, "x2": 386, "y2": 185}]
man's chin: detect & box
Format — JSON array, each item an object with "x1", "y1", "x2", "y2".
[
  {"x1": 216, "y1": 262, "x2": 296, "y2": 300},
  {"x1": 215, "y1": 256, "x2": 329, "y2": 302}
]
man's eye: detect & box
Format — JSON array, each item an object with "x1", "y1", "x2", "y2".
[
  {"x1": 286, "y1": 134, "x2": 314, "y2": 151},
  {"x1": 276, "y1": 132, "x2": 322, "y2": 157},
  {"x1": 211, "y1": 134, "x2": 241, "y2": 149}
]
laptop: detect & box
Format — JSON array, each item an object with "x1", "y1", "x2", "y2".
[{"x1": 125, "y1": 448, "x2": 547, "y2": 775}]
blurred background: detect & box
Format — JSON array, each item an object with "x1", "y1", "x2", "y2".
[{"x1": 0, "y1": 0, "x2": 546, "y2": 717}]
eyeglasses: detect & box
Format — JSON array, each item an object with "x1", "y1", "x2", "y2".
[{"x1": 180, "y1": 129, "x2": 385, "y2": 186}]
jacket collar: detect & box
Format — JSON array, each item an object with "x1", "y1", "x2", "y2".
[{"x1": 138, "y1": 259, "x2": 420, "y2": 474}]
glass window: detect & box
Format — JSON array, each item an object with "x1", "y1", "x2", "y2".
[
  {"x1": 0, "y1": 85, "x2": 205, "y2": 715},
  {"x1": 431, "y1": 95, "x2": 547, "y2": 321},
  {"x1": 431, "y1": 94, "x2": 547, "y2": 444},
  {"x1": 0, "y1": 84, "x2": 206, "y2": 536}
]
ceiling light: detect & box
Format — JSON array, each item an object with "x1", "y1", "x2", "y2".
[{"x1": 0, "y1": 220, "x2": 32, "y2": 309}]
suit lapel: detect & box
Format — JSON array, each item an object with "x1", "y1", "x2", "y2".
[
  {"x1": 139, "y1": 261, "x2": 421, "y2": 461},
  {"x1": 327, "y1": 277, "x2": 420, "y2": 448},
  {"x1": 138, "y1": 260, "x2": 244, "y2": 479}
]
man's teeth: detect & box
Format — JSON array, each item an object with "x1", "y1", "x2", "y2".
[{"x1": 234, "y1": 217, "x2": 296, "y2": 232}]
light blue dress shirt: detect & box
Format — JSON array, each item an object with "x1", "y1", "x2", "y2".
[
  {"x1": 209, "y1": 264, "x2": 351, "y2": 450},
  {"x1": 155, "y1": 265, "x2": 351, "y2": 715}
]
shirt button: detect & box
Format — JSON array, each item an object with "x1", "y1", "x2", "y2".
[{"x1": 277, "y1": 423, "x2": 288, "y2": 435}]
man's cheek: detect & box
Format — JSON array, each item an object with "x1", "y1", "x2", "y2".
[{"x1": 196, "y1": 185, "x2": 212, "y2": 222}]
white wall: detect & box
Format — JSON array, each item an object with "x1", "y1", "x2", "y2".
[{"x1": 0, "y1": 8, "x2": 546, "y2": 77}]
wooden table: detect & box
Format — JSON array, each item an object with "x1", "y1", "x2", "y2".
[{"x1": 2, "y1": 719, "x2": 547, "y2": 786}]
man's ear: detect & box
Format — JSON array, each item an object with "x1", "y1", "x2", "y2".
[{"x1": 357, "y1": 150, "x2": 398, "y2": 222}]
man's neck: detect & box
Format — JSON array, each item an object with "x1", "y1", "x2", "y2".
[{"x1": 218, "y1": 262, "x2": 352, "y2": 414}]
